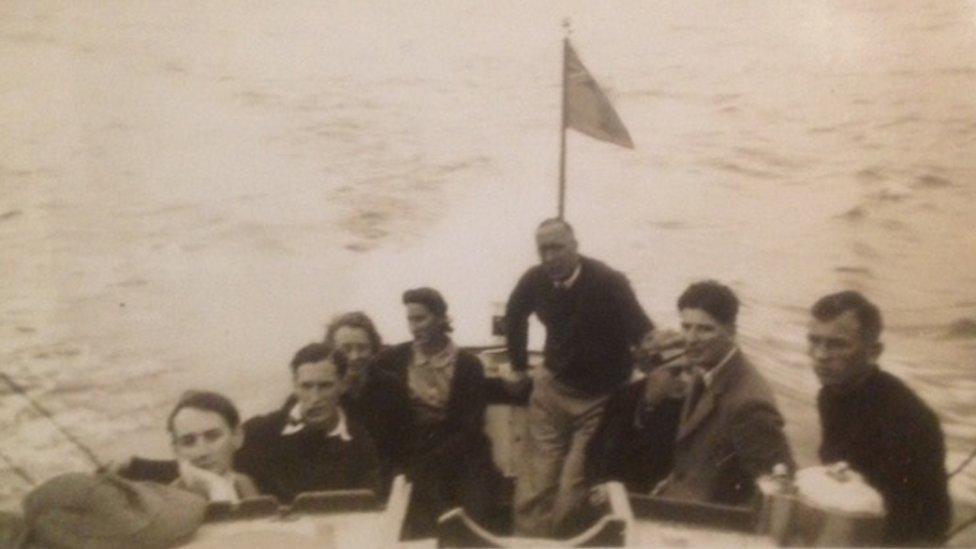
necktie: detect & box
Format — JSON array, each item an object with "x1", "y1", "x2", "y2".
[{"x1": 686, "y1": 375, "x2": 706, "y2": 418}]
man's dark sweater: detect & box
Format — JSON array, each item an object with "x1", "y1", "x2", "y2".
[
  {"x1": 234, "y1": 402, "x2": 382, "y2": 504},
  {"x1": 506, "y1": 256, "x2": 653, "y2": 395},
  {"x1": 818, "y1": 367, "x2": 951, "y2": 546},
  {"x1": 584, "y1": 380, "x2": 683, "y2": 493}
]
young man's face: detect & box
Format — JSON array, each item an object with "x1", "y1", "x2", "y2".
[
  {"x1": 680, "y1": 308, "x2": 735, "y2": 369},
  {"x1": 535, "y1": 223, "x2": 579, "y2": 282},
  {"x1": 807, "y1": 310, "x2": 880, "y2": 388},
  {"x1": 293, "y1": 358, "x2": 343, "y2": 426},
  {"x1": 643, "y1": 365, "x2": 687, "y2": 403},
  {"x1": 171, "y1": 408, "x2": 242, "y2": 475},
  {"x1": 332, "y1": 325, "x2": 375, "y2": 386}
]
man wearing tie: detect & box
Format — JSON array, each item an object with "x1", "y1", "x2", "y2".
[{"x1": 652, "y1": 280, "x2": 794, "y2": 505}]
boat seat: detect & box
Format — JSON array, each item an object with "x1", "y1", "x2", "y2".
[
  {"x1": 436, "y1": 507, "x2": 625, "y2": 548},
  {"x1": 204, "y1": 495, "x2": 280, "y2": 522},
  {"x1": 288, "y1": 488, "x2": 381, "y2": 514}
]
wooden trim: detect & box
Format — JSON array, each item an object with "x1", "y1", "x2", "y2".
[
  {"x1": 628, "y1": 494, "x2": 758, "y2": 533},
  {"x1": 203, "y1": 496, "x2": 281, "y2": 522},
  {"x1": 288, "y1": 488, "x2": 380, "y2": 514}
]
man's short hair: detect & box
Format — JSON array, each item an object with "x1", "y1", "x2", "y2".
[
  {"x1": 289, "y1": 342, "x2": 349, "y2": 377},
  {"x1": 166, "y1": 390, "x2": 240, "y2": 435},
  {"x1": 811, "y1": 290, "x2": 883, "y2": 343},
  {"x1": 537, "y1": 217, "x2": 575, "y2": 236},
  {"x1": 324, "y1": 311, "x2": 382, "y2": 352},
  {"x1": 677, "y1": 280, "x2": 739, "y2": 327}
]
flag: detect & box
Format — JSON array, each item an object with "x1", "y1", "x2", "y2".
[{"x1": 564, "y1": 41, "x2": 634, "y2": 149}]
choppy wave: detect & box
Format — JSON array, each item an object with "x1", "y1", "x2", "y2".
[{"x1": 943, "y1": 318, "x2": 976, "y2": 340}]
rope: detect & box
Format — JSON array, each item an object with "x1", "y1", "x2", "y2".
[
  {"x1": 0, "y1": 448, "x2": 34, "y2": 486},
  {"x1": 943, "y1": 444, "x2": 976, "y2": 543},
  {"x1": 0, "y1": 370, "x2": 104, "y2": 471},
  {"x1": 945, "y1": 513, "x2": 976, "y2": 543},
  {"x1": 949, "y1": 444, "x2": 976, "y2": 479}
]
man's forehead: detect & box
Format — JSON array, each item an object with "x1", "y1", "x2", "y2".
[
  {"x1": 808, "y1": 310, "x2": 862, "y2": 337},
  {"x1": 679, "y1": 307, "x2": 723, "y2": 327},
  {"x1": 172, "y1": 407, "x2": 229, "y2": 434},
  {"x1": 333, "y1": 325, "x2": 370, "y2": 344},
  {"x1": 295, "y1": 359, "x2": 339, "y2": 381},
  {"x1": 536, "y1": 223, "x2": 573, "y2": 242}
]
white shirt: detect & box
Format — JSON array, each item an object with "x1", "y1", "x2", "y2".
[
  {"x1": 701, "y1": 347, "x2": 738, "y2": 389},
  {"x1": 281, "y1": 403, "x2": 352, "y2": 441},
  {"x1": 554, "y1": 262, "x2": 582, "y2": 289}
]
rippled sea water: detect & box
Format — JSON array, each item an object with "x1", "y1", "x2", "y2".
[{"x1": 2, "y1": 0, "x2": 975, "y2": 525}]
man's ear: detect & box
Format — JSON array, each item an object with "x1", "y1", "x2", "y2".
[
  {"x1": 867, "y1": 340, "x2": 883, "y2": 363},
  {"x1": 231, "y1": 427, "x2": 244, "y2": 450}
]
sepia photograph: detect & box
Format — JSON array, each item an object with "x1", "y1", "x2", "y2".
[{"x1": 1, "y1": 1, "x2": 975, "y2": 546}]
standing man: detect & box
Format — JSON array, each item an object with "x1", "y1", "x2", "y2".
[
  {"x1": 507, "y1": 218, "x2": 655, "y2": 537},
  {"x1": 654, "y1": 280, "x2": 794, "y2": 505},
  {"x1": 808, "y1": 291, "x2": 950, "y2": 546}
]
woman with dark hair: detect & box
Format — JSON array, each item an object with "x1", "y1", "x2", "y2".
[{"x1": 374, "y1": 287, "x2": 500, "y2": 538}]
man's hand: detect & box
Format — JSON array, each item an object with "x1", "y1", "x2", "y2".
[
  {"x1": 177, "y1": 460, "x2": 238, "y2": 503},
  {"x1": 501, "y1": 369, "x2": 532, "y2": 399},
  {"x1": 635, "y1": 329, "x2": 686, "y2": 370}
]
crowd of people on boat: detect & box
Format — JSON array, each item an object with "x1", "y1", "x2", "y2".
[{"x1": 26, "y1": 217, "x2": 952, "y2": 546}]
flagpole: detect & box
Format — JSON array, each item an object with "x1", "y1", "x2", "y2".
[{"x1": 557, "y1": 21, "x2": 569, "y2": 220}]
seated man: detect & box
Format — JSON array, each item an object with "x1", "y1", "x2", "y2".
[
  {"x1": 235, "y1": 342, "x2": 382, "y2": 503},
  {"x1": 653, "y1": 281, "x2": 794, "y2": 505},
  {"x1": 168, "y1": 390, "x2": 260, "y2": 502},
  {"x1": 116, "y1": 328, "x2": 396, "y2": 500},
  {"x1": 808, "y1": 291, "x2": 950, "y2": 546},
  {"x1": 584, "y1": 357, "x2": 685, "y2": 496}
]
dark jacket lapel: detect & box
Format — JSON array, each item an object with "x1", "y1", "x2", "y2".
[{"x1": 676, "y1": 349, "x2": 743, "y2": 442}]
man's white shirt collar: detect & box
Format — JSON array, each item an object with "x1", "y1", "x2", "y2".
[
  {"x1": 281, "y1": 404, "x2": 352, "y2": 441},
  {"x1": 554, "y1": 262, "x2": 582, "y2": 289},
  {"x1": 701, "y1": 347, "x2": 738, "y2": 389}
]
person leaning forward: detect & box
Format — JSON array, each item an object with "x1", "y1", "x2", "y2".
[
  {"x1": 808, "y1": 291, "x2": 950, "y2": 546},
  {"x1": 507, "y1": 218, "x2": 656, "y2": 537},
  {"x1": 653, "y1": 280, "x2": 794, "y2": 506},
  {"x1": 583, "y1": 354, "x2": 685, "y2": 498}
]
